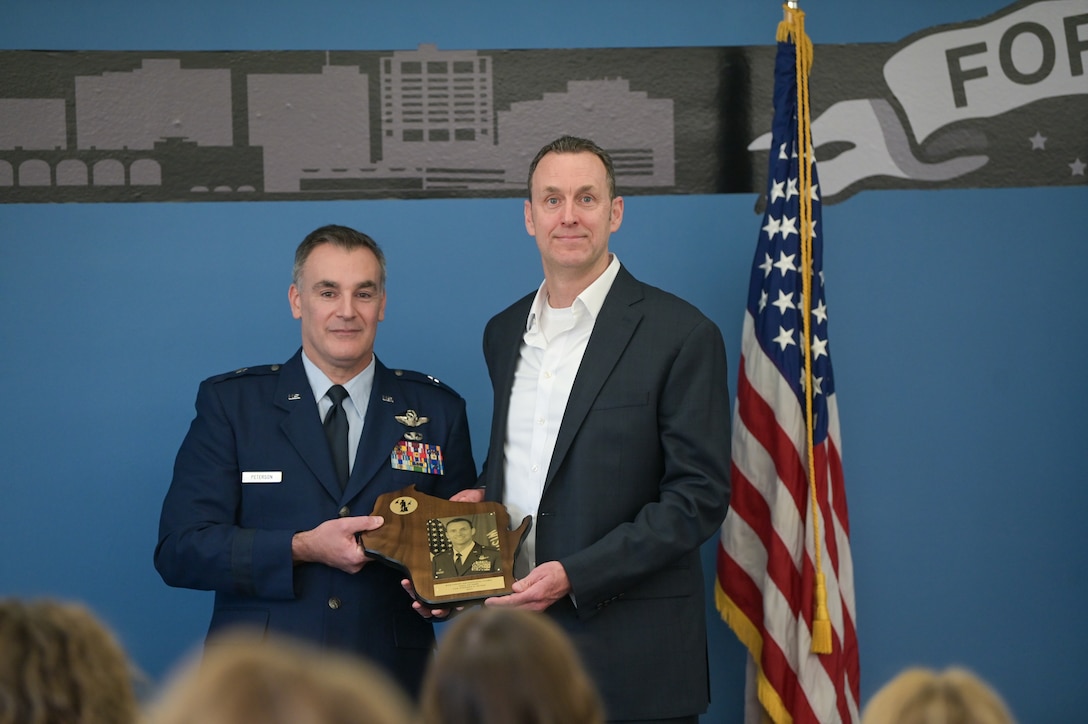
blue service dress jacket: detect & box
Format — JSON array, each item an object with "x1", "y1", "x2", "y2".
[
  {"x1": 154, "y1": 349, "x2": 476, "y2": 696},
  {"x1": 479, "y1": 265, "x2": 732, "y2": 721}
]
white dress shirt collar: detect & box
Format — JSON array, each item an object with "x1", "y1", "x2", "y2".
[
  {"x1": 300, "y1": 351, "x2": 375, "y2": 474},
  {"x1": 525, "y1": 254, "x2": 622, "y2": 335},
  {"x1": 300, "y1": 351, "x2": 375, "y2": 414}
]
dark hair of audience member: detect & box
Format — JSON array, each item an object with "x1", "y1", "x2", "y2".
[
  {"x1": 144, "y1": 628, "x2": 413, "y2": 724},
  {"x1": 418, "y1": 607, "x2": 604, "y2": 724},
  {"x1": 861, "y1": 666, "x2": 1016, "y2": 724},
  {"x1": 0, "y1": 597, "x2": 141, "y2": 724}
]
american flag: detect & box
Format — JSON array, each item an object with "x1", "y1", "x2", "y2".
[{"x1": 716, "y1": 11, "x2": 860, "y2": 723}]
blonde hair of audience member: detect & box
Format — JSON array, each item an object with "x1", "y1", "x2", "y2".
[
  {"x1": 419, "y1": 607, "x2": 604, "y2": 724},
  {"x1": 0, "y1": 597, "x2": 140, "y2": 724},
  {"x1": 145, "y1": 629, "x2": 412, "y2": 724},
  {"x1": 861, "y1": 666, "x2": 1016, "y2": 724}
]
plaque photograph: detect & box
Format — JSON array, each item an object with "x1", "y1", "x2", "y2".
[{"x1": 358, "y1": 485, "x2": 531, "y2": 606}]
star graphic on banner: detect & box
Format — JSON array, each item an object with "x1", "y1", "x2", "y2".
[
  {"x1": 812, "y1": 299, "x2": 828, "y2": 324},
  {"x1": 1070, "y1": 158, "x2": 1086, "y2": 176},
  {"x1": 811, "y1": 336, "x2": 828, "y2": 361},
  {"x1": 786, "y1": 177, "x2": 799, "y2": 201},
  {"x1": 759, "y1": 289, "x2": 769, "y2": 312},
  {"x1": 1029, "y1": 131, "x2": 1047, "y2": 150}
]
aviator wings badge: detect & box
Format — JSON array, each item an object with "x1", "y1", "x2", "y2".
[{"x1": 396, "y1": 409, "x2": 429, "y2": 441}]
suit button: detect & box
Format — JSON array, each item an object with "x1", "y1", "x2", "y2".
[
  {"x1": 328, "y1": 597, "x2": 341, "y2": 610},
  {"x1": 338, "y1": 506, "x2": 350, "y2": 517}
]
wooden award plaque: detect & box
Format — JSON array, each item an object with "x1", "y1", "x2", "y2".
[{"x1": 358, "y1": 485, "x2": 532, "y2": 606}]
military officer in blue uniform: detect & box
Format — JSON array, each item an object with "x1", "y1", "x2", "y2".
[{"x1": 155, "y1": 224, "x2": 476, "y2": 697}]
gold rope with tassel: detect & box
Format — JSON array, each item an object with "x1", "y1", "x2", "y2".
[{"x1": 776, "y1": 3, "x2": 832, "y2": 656}]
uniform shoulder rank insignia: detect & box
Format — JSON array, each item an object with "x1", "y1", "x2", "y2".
[
  {"x1": 209, "y1": 363, "x2": 282, "y2": 385},
  {"x1": 392, "y1": 369, "x2": 463, "y2": 397}
]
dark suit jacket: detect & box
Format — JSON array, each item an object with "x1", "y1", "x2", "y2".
[
  {"x1": 432, "y1": 542, "x2": 502, "y2": 579},
  {"x1": 155, "y1": 350, "x2": 476, "y2": 696},
  {"x1": 479, "y1": 265, "x2": 731, "y2": 720}
]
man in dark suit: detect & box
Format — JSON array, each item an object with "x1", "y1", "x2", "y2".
[
  {"x1": 443, "y1": 136, "x2": 731, "y2": 723},
  {"x1": 431, "y1": 517, "x2": 501, "y2": 579},
  {"x1": 154, "y1": 224, "x2": 476, "y2": 697}
]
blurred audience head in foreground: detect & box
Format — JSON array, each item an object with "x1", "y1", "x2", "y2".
[
  {"x1": 0, "y1": 597, "x2": 141, "y2": 724},
  {"x1": 144, "y1": 629, "x2": 413, "y2": 724},
  {"x1": 419, "y1": 606, "x2": 604, "y2": 724},
  {"x1": 862, "y1": 666, "x2": 1016, "y2": 724}
]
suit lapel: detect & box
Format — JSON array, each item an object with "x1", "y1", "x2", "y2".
[
  {"x1": 275, "y1": 351, "x2": 343, "y2": 502},
  {"x1": 546, "y1": 267, "x2": 644, "y2": 487}
]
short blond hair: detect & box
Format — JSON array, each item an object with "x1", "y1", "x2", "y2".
[
  {"x1": 145, "y1": 629, "x2": 412, "y2": 724},
  {"x1": 862, "y1": 666, "x2": 1016, "y2": 724}
]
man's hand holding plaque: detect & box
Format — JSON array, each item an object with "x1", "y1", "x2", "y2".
[{"x1": 358, "y1": 485, "x2": 531, "y2": 606}]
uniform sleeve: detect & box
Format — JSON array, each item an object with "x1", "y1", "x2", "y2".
[{"x1": 154, "y1": 379, "x2": 297, "y2": 600}]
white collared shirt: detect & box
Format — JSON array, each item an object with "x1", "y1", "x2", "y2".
[
  {"x1": 503, "y1": 255, "x2": 622, "y2": 576},
  {"x1": 301, "y1": 352, "x2": 376, "y2": 474}
]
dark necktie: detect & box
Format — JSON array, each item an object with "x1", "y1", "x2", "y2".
[{"x1": 323, "y1": 385, "x2": 350, "y2": 490}]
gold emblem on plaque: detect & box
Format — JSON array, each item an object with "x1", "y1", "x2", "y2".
[{"x1": 390, "y1": 496, "x2": 419, "y2": 515}]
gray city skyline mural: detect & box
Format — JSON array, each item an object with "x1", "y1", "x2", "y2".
[
  {"x1": 1, "y1": 1, "x2": 1084, "y2": 206},
  {"x1": 2, "y1": 45, "x2": 744, "y2": 204}
]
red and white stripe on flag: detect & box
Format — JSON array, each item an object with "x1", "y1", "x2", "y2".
[{"x1": 717, "y1": 315, "x2": 859, "y2": 723}]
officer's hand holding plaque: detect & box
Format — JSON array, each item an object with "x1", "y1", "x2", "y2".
[{"x1": 358, "y1": 484, "x2": 531, "y2": 606}]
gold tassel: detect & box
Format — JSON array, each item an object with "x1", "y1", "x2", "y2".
[{"x1": 812, "y1": 571, "x2": 833, "y2": 653}]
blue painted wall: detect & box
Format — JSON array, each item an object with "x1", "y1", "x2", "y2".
[{"x1": 2, "y1": 2, "x2": 1086, "y2": 722}]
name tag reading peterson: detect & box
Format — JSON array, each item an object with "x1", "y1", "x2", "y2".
[{"x1": 242, "y1": 471, "x2": 283, "y2": 483}]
